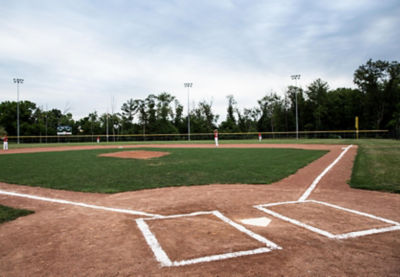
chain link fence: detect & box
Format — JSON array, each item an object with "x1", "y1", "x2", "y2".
[{"x1": 3, "y1": 130, "x2": 393, "y2": 144}]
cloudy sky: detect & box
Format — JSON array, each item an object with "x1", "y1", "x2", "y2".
[{"x1": 1, "y1": 0, "x2": 399, "y2": 120}]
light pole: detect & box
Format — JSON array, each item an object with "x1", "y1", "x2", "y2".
[
  {"x1": 291, "y1": 74, "x2": 300, "y2": 140},
  {"x1": 13, "y1": 78, "x2": 24, "y2": 144},
  {"x1": 106, "y1": 111, "x2": 109, "y2": 143},
  {"x1": 184, "y1": 82, "x2": 193, "y2": 141}
]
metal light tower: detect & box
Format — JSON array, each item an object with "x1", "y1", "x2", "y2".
[
  {"x1": 184, "y1": 82, "x2": 193, "y2": 141},
  {"x1": 13, "y1": 78, "x2": 24, "y2": 144},
  {"x1": 106, "y1": 111, "x2": 109, "y2": 143},
  {"x1": 291, "y1": 74, "x2": 300, "y2": 140}
]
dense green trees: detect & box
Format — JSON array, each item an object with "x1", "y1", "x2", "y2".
[
  {"x1": 354, "y1": 59, "x2": 400, "y2": 129},
  {"x1": 0, "y1": 101, "x2": 75, "y2": 137},
  {"x1": 0, "y1": 59, "x2": 399, "y2": 137}
]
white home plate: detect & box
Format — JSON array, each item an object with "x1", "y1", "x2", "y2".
[{"x1": 240, "y1": 217, "x2": 271, "y2": 227}]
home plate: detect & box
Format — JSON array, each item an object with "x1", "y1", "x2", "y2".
[{"x1": 240, "y1": 217, "x2": 271, "y2": 227}]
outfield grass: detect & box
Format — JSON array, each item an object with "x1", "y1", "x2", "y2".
[
  {"x1": 0, "y1": 148, "x2": 326, "y2": 193},
  {"x1": 0, "y1": 204, "x2": 34, "y2": 224},
  {"x1": 3, "y1": 138, "x2": 399, "y2": 193},
  {"x1": 350, "y1": 140, "x2": 400, "y2": 193}
]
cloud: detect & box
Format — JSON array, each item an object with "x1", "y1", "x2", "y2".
[{"x1": 0, "y1": 0, "x2": 399, "y2": 120}]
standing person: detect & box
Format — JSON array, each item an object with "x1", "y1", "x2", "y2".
[
  {"x1": 97, "y1": 136, "x2": 100, "y2": 143},
  {"x1": 258, "y1": 132, "x2": 262, "y2": 142},
  {"x1": 214, "y1": 129, "x2": 219, "y2": 147},
  {"x1": 2, "y1": 135, "x2": 8, "y2": 151}
]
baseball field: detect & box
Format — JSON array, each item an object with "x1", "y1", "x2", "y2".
[{"x1": 0, "y1": 139, "x2": 399, "y2": 276}]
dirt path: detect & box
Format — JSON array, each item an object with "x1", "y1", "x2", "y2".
[{"x1": 0, "y1": 144, "x2": 399, "y2": 276}]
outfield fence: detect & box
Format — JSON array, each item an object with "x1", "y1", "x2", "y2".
[{"x1": 3, "y1": 130, "x2": 392, "y2": 144}]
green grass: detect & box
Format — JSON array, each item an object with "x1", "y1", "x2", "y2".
[
  {"x1": 4, "y1": 138, "x2": 400, "y2": 193},
  {"x1": 0, "y1": 204, "x2": 34, "y2": 224},
  {"x1": 0, "y1": 148, "x2": 326, "y2": 193},
  {"x1": 350, "y1": 140, "x2": 400, "y2": 193}
]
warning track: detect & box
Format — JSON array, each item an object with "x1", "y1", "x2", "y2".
[{"x1": 0, "y1": 143, "x2": 399, "y2": 276}]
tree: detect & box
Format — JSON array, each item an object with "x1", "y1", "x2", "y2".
[
  {"x1": 256, "y1": 92, "x2": 285, "y2": 133},
  {"x1": 0, "y1": 126, "x2": 6, "y2": 136},
  {"x1": 156, "y1": 92, "x2": 175, "y2": 122},
  {"x1": 388, "y1": 103, "x2": 400, "y2": 138},
  {"x1": 173, "y1": 100, "x2": 185, "y2": 133},
  {"x1": 236, "y1": 108, "x2": 258, "y2": 132},
  {"x1": 306, "y1": 79, "x2": 329, "y2": 130},
  {"x1": 121, "y1": 99, "x2": 138, "y2": 122},
  {"x1": 0, "y1": 100, "x2": 39, "y2": 136},
  {"x1": 354, "y1": 59, "x2": 400, "y2": 129},
  {"x1": 220, "y1": 95, "x2": 239, "y2": 132},
  {"x1": 190, "y1": 100, "x2": 219, "y2": 133},
  {"x1": 121, "y1": 99, "x2": 139, "y2": 134},
  {"x1": 153, "y1": 92, "x2": 178, "y2": 133},
  {"x1": 326, "y1": 88, "x2": 363, "y2": 130}
]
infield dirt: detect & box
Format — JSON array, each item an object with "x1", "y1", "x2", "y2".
[{"x1": 0, "y1": 144, "x2": 399, "y2": 276}]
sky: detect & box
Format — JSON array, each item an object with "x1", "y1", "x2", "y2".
[{"x1": 1, "y1": 0, "x2": 399, "y2": 121}]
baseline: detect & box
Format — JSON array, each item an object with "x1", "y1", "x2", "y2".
[
  {"x1": 0, "y1": 189, "x2": 161, "y2": 218},
  {"x1": 298, "y1": 144, "x2": 352, "y2": 201}
]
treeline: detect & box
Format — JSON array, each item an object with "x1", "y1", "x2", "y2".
[{"x1": 0, "y1": 59, "x2": 399, "y2": 137}]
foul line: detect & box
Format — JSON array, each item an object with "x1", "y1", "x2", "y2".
[
  {"x1": 0, "y1": 189, "x2": 162, "y2": 218},
  {"x1": 298, "y1": 144, "x2": 353, "y2": 201}
]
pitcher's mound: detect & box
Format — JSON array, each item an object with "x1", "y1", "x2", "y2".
[{"x1": 99, "y1": 150, "x2": 170, "y2": 159}]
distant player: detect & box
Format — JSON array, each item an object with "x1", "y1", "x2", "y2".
[
  {"x1": 2, "y1": 135, "x2": 8, "y2": 151},
  {"x1": 258, "y1": 132, "x2": 262, "y2": 142},
  {"x1": 97, "y1": 136, "x2": 100, "y2": 143},
  {"x1": 214, "y1": 129, "x2": 219, "y2": 147}
]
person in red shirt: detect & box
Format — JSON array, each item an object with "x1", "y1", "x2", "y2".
[
  {"x1": 214, "y1": 129, "x2": 219, "y2": 147},
  {"x1": 2, "y1": 135, "x2": 8, "y2": 151},
  {"x1": 258, "y1": 132, "x2": 262, "y2": 142},
  {"x1": 97, "y1": 136, "x2": 100, "y2": 144}
]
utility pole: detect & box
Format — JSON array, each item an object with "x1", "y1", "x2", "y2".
[
  {"x1": 291, "y1": 74, "x2": 301, "y2": 140},
  {"x1": 184, "y1": 82, "x2": 193, "y2": 141},
  {"x1": 13, "y1": 78, "x2": 24, "y2": 144},
  {"x1": 106, "y1": 110, "x2": 109, "y2": 143}
]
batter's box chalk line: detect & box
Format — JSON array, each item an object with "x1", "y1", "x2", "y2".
[
  {"x1": 135, "y1": 210, "x2": 281, "y2": 267},
  {"x1": 254, "y1": 200, "x2": 400, "y2": 240}
]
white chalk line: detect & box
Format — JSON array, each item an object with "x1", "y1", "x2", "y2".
[
  {"x1": 213, "y1": 211, "x2": 281, "y2": 250},
  {"x1": 136, "y1": 218, "x2": 173, "y2": 266},
  {"x1": 335, "y1": 225, "x2": 400, "y2": 239},
  {"x1": 0, "y1": 189, "x2": 162, "y2": 218},
  {"x1": 149, "y1": 210, "x2": 214, "y2": 220},
  {"x1": 135, "y1": 210, "x2": 281, "y2": 267},
  {"x1": 172, "y1": 247, "x2": 272, "y2": 267},
  {"x1": 310, "y1": 200, "x2": 400, "y2": 226},
  {"x1": 254, "y1": 200, "x2": 400, "y2": 240},
  {"x1": 0, "y1": 188, "x2": 281, "y2": 266},
  {"x1": 298, "y1": 144, "x2": 353, "y2": 202},
  {"x1": 255, "y1": 204, "x2": 335, "y2": 238}
]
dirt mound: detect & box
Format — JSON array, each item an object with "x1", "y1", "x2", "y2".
[{"x1": 98, "y1": 150, "x2": 170, "y2": 159}]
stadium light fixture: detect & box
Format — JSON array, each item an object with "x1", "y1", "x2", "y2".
[
  {"x1": 291, "y1": 75, "x2": 301, "y2": 140},
  {"x1": 184, "y1": 82, "x2": 193, "y2": 141},
  {"x1": 13, "y1": 78, "x2": 24, "y2": 144}
]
